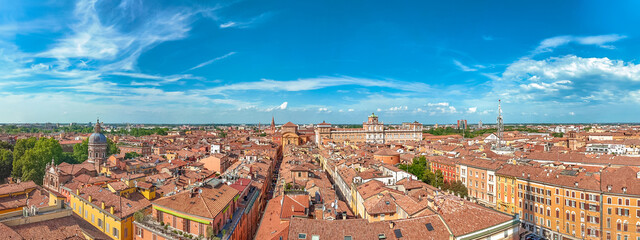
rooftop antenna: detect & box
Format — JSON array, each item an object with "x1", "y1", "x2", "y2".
[{"x1": 497, "y1": 100, "x2": 503, "y2": 149}]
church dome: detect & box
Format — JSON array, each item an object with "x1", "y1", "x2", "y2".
[
  {"x1": 89, "y1": 132, "x2": 107, "y2": 145},
  {"x1": 89, "y1": 119, "x2": 107, "y2": 145}
]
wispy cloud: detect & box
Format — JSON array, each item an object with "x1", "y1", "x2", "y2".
[
  {"x1": 534, "y1": 34, "x2": 627, "y2": 54},
  {"x1": 453, "y1": 59, "x2": 478, "y2": 72},
  {"x1": 219, "y1": 12, "x2": 273, "y2": 29},
  {"x1": 187, "y1": 52, "x2": 236, "y2": 71},
  {"x1": 196, "y1": 76, "x2": 432, "y2": 95},
  {"x1": 110, "y1": 72, "x2": 203, "y2": 86}
]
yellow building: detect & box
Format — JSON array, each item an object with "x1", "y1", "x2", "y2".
[
  {"x1": 496, "y1": 168, "x2": 517, "y2": 215},
  {"x1": 66, "y1": 185, "x2": 151, "y2": 240}
]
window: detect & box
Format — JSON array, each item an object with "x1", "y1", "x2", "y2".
[
  {"x1": 91, "y1": 214, "x2": 94, "y2": 223},
  {"x1": 298, "y1": 233, "x2": 307, "y2": 239},
  {"x1": 98, "y1": 219, "x2": 102, "y2": 228},
  {"x1": 311, "y1": 236, "x2": 319, "y2": 240},
  {"x1": 345, "y1": 236, "x2": 353, "y2": 240},
  {"x1": 113, "y1": 227, "x2": 119, "y2": 237},
  {"x1": 137, "y1": 226, "x2": 143, "y2": 237}
]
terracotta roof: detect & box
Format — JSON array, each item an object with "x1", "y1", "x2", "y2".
[
  {"x1": 287, "y1": 218, "x2": 392, "y2": 240},
  {"x1": 363, "y1": 193, "x2": 397, "y2": 214},
  {"x1": 0, "y1": 181, "x2": 37, "y2": 196},
  {"x1": 283, "y1": 122, "x2": 297, "y2": 127},
  {"x1": 153, "y1": 183, "x2": 239, "y2": 220},
  {"x1": 255, "y1": 198, "x2": 290, "y2": 240},
  {"x1": 434, "y1": 195, "x2": 514, "y2": 236},
  {"x1": 8, "y1": 214, "x2": 112, "y2": 240},
  {"x1": 374, "y1": 148, "x2": 400, "y2": 156},
  {"x1": 75, "y1": 185, "x2": 151, "y2": 218},
  {"x1": 280, "y1": 194, "x2": 309, "y2": 219}
]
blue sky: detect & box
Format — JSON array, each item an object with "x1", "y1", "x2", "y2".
[{"x1": 1, "y1": 0, "x2": 640, "y2": 124}]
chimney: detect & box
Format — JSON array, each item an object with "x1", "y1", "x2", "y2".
[
  {"x1": 574, "y1": 182, "x2": 578, "y2": 187},
  {"x1": 101, "y1": 201, "x2": 105, "y2": 209},
  {"x1": 623, "y1": 187, "x2": 627, "y2": 194},
  {"x1": 88, "y1": 195, "x2": 92, "y2": 202},
  {"x1": 607, "y1": 185, "x2": 612, "y2": 192},
  {"x1": 389, "y1": 221, "x2": 395, "y2": 229},
  {"x1": 110, "y1": 206, "x2": 114, "y2": 214}
]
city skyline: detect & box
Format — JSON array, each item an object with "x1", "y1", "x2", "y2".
[{"x1": 2, "y1": 0, "x2": 640, "y2": 124}]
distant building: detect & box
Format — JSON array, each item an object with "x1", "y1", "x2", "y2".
[
  {"x1": 118, "y1": 141, "x2": 152, "y2": 156},
  {"x1": 315, "y1": 113, "x2": 422, "y2": 144}
]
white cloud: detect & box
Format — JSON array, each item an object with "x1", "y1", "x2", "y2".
[
  {"x1": 534, "y1": 34, "x2": 626, "y2": 54},
  {"x1": 279, "y1": 102, "x2": 288, "y2": 110},
  {"x1": 388, "y1": 106, "x2": 408, "y2": 111},
  {"x1": 318, "y1": 107, "x2": 331, "y2": 113},
  {"x1": 467, "y1": 107, "x2": 477, "y2": 113},
  {"x1": 188, "y1": 52, "x2": 236, "y2": 71},
  {"x1": 265, "y1": 102, "x2": 288, "y2": 112},
  {"x1": 569, "y1": 112, "x2": 575, "y2": 116},
  {"x1": 492, "y1": 55, "x2": 640, "y2": 104},
  {"x1": 348, "y1": 109, "x2": 354, "y2": 112},
  {"x1": 427, "y1": 102, "x2": 449, "y2": 107}
]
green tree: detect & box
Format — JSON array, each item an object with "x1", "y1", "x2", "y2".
[
  {"x1": 12, "y1": 137, "x2": 63, "y2": 185},
  {"x1": 434, "y1": 169, "x2": 444, "y2": 188},
  {"x1": 125, "y1": 152, "x2": 142, "y2": 159},
  {"x1": 423, "y1": 171, "x2": 436, "y2": 185},
  {"x1": 11, "y1": 137, "x2": 37, "y2": 178},
  {"x1": 0, "y1": 141, "x2": 13, "y2": 151},
  {"x1": 0, "y1": 149, "x2": 13, "y2": 182},
  {"x1": 552, "y1": 132, "x2": 563, "y2": 138},
  {"x1": 72, "y1": 138, "x2": 119, "y2": 163},
  {"x1": 450, "y1": 180, "x2": 469, "y2": 198}
]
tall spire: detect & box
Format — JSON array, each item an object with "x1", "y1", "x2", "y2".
[
  {"x1": 496, "y1": 100, "x2": 503, "y2": 149},
  {"x1": 271, "y1": 116, "x2": 275, "y2": 129}
]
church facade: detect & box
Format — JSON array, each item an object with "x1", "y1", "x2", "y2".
[{"x1": 43, "y1": 120, "x2": 106, "y2": 193}]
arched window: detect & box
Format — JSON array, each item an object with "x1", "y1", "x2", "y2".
[
  {"x1": 608, "y1": 198, "x2": 612, "y2": 204},
  {"x1": 623, "y1": 221, "x2": 628, "y2": 232},
  {"x1": 556, "y1": 209, "x2": 560, "y2": 218},
  {"x1": 571, "y1": 212, "x2": 575, "y2": 222},
  {"x1": 617, "y1": 220, "x2": 622, "y2": 231},
  {"x1": 618, "y1": 198, "x2": 622, "y2": 205},
  {"x1": 566, "y1": 211, "x2": 570, "y2": 220}
]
